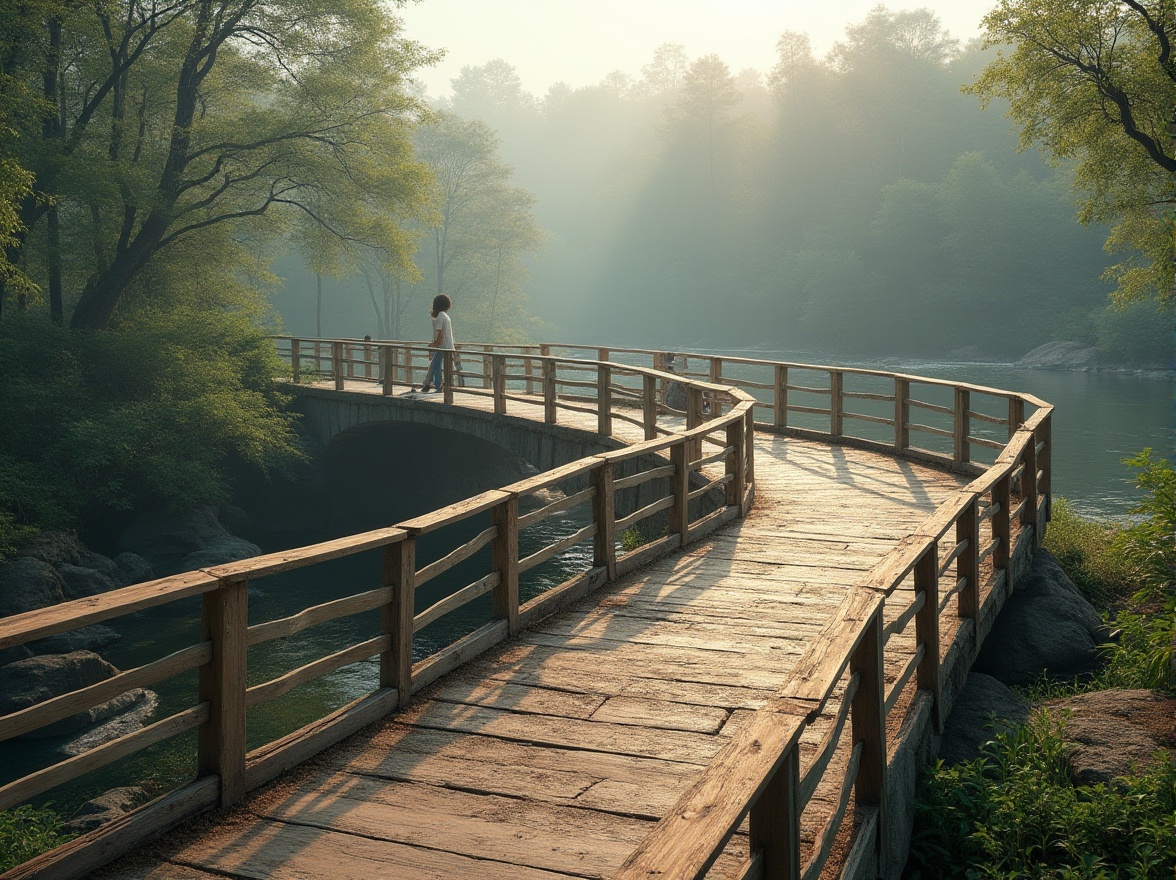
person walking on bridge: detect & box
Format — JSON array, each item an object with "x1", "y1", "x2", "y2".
[{"x1": 418, "y1": 294, "x2": 454, "y2": 393}]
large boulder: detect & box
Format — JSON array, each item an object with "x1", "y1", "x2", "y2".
[
  {"x1": 28, "y1": 624, "x2": 121, "y2": 655},
  {"x1": 64, "y1": 787, "x2": 151, "y2": 835},
  {"x1": 939, "y1": 673, "x2": 1030, "y2": 765},
  {"x1": 17, "y1": 531, "x2": 84, "y2": 568},
  {"x1": 57, "y1": 564, "x2": 119, "y2": 601},
  {"x1": 0, "y1": 557, "x2": 66, "y2": 617},
  {"x1": 0, "y1": 651, "x2": 146, "y2": 738},
  {"x1": 1015, "y1": 341, "x2": 1100, "y2": 370},
  {"x1": 974, "y1": 550, "x2": 1105, "y2": 687},
  {"x1": 119, "y1": 505, "x2": 226, "y2": 561},
  {"x1": 1046, "y1": 689, "x2": 1176, "y2": 786},
  {"x1": 178, "y1": 535, "x2": 262, "y2": 571},
  {"x1": 113, "y1": 552, "x2": 155, "y2": 586}
]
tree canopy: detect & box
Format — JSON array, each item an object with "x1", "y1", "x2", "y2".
[{"x1": 970, "y1": 0, "x2": 1176, "y2": 306}]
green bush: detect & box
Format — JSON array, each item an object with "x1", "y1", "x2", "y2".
[
  {"x1": 1041, "y1": 497, "x2": 1133, "y2": 609},
  {"x1": 908, "y1": 711, "x2": 1176, "y2": 879},
  {"x1": 1118, "y1": 449, "x2": 1176, "y2": 606},
  {"x1": 0, "y1": 309, "x2": 303, "y2": 556},
  {"x1": 0, "y1": 805, "x2": 71, "y2": 872}
]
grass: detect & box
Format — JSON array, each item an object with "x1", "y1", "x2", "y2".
[
  {"x1": 908, "y1": 712, "x2": 1176, "y2": 879},
  {"x1": 1041, "y1": 497, "x2": 1134, "y2": 609}
]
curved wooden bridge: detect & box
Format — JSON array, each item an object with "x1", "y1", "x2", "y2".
[{"x1": 0, "y1": 340, "x2": 1052, "y2": 880}]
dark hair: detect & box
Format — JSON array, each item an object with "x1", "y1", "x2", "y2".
[{"x1": 431, "y1": 294, "x2": 452, "y2": 318}]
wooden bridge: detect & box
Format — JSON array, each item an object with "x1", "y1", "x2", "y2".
[{"x1": 0, "y1": 340, "x2": 1052, "y2": 880}]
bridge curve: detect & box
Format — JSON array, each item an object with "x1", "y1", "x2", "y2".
[{"x1": 0, "y1": 340, "x2": 1052, "y2": 880}]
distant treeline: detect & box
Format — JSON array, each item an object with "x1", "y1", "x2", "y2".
[{"x1": 302, "y1": 7, "x2": 1160, "y2": 363}]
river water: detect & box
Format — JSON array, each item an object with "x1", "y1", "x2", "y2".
[{"x1": 6, "y1": 358, "x2": 1172, "y2": 815}]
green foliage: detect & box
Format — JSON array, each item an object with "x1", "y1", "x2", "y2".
[
  {"x1": 909, "y1": 711, "x2": 1176, "y2": 879},
  {"x1": 0, "y1": 308, "x2": 302, "y2": 556},
  {"x1": 1042, "y1": 497, "x2": 1134, "y2": 609},
  {"x1": 1119, "y1": 449, "x2": 1176, "y2": 604},
  {"x1": 969, "y1": 0, "x2": 1176, "y2": 308},
  {"x1": 619, "y1": 527, "x2": 651, "y2": 553},
  {"x1": 0, "y1": 805, "x2": 71, "y2": 873}
]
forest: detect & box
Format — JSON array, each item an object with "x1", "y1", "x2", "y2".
[{"x1": 276, "y1": 7, "x2": 1171, "y2": 364}]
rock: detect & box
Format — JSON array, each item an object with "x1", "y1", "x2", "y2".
[
  {"x1": 939, "y1": 673, "x2": 1030, "y2": 765},
  {"x1": 113, "y1": 552, "x2": 155, "y2": 586},
  {"x1": 945, "y1": 345, "x2": 990, "y2": 363},
  {"x1": 28, "y1": 624, "x2": 121, "y2": 655},
  {"x1": 57, "y1": 563, "x2": 119, "y2": 600},
  {"x1": 57, "y1": 689, "x2": 157, "y2": 754},
  {"x1": 0, "y1": 557, "x2": 66, "y2": 617},
  {"x1": 974, "y1": 550, "x2": 1104, "y2": 687},
  {"x1": 118, "y1": 505, "x2": 229, "y2": 571},
  {"x1": 177, "y1": 535, "x2": 262, "y2": 570},
  {"x1": 0, "y1": 651, "x2": 145, "y2": 738},
  {"x1": 0, "y1": 644, "x2": 32, "y2": 666},
  {"x1": 78, "y1": 551, "x2": 122, "y2": 581},
  {"x1": 666, "y1": 380, "x2": 687, "y2": 411},
  {"x1": 17, "y1": 531, "x2": 84, "y2": 568},
  {"x1": 1046, "y1": 689, "x2": 1176, "y2": 786},
  {"x1": 216, "y1": 503, "x2": 254, "y2": 537},
  {"x1": 1015, "y1": 341, "x2": 1100, "y2": 370},
  {"x1": 64, "y1": 787, "x2": 151, "y2": 835}
]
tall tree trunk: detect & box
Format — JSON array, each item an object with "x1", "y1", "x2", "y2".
[
  {"x1": 47, "y1": 204, "x2": 62, "y2": 325},
  {"x1": 316, "y1": 272, "x2": 323, "y2": 337}
]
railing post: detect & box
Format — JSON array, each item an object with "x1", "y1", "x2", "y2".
[
  {"x1": 525, "y1": 354, "x2": 536, "y2": 395},
  {"x1": 894, "y1": 377, "x2": 909, "y2": 452},
  {"x1": 849, "y1": 606, "x2": 888, "y2": 871},
  {"x1": 404, "y1": 347, "x2": 413, "y2": 387},
  {"x1": 315, "y1": 340, "x2": 324, "y2": 374},
  {"x1": 709, "y1": 357, "x2": 721, "y2": 383},
  {"x1": 830, "y1": 370, "x2": 843, "y2": 438},
  {"x1": 542, "y1": 358, "x2": 557, "y2": 424},
  {"x1": 381, "y1": 538, "x2": 415, "y2": 707},
  {"x1": 914, "y1": 543, "x2": 943, "y2": 732},
  {"x1": 197, "y1": 577, "x2": 248, "y2": 807},
  {"x1": 332, "y1": 341, "x2": 344, "y2": 391},
  {"x1": 687, "y1": 386, "x2": 704, "y2": 462},
  {"x1": 291, "y1": 339, "x2": 301, "y2": 384},
  {"x1": 492, "y1": 354, "x2": 507, "y2": 415},
  {"x1": 993, "y1": 473, "x2": 1012, "y2": 593},
  {"x1": 954, "y1": 387, "x2": 971, "y2": 464},
  {"x1": 381, "y1": 346, "x2": 394, "y2": 396},
  {"x1": 364, "y1": 341, "x2": 373, "y2": 379},
  {"x1": 1008, "y1": 396, "x2": 1025, "y2": 439},
  {"x1": 957, "y1": 494, "x2": 980, "y2": 620},
  {"x1": 597, "y1": 363, "x2": 612, "y2": 436},
  {"x1": 643, "y1": 374, "x2": 658, "y2": 440},
  {"x1": 670, "y1": 441, "x2": 690, "y2": 545},
  {"x1": 744, "y1": 407, "x2": 756, "y2": 494},
  {"x1": 1038, "y1": 413, "x2": 1052, "y2": 526},
  {"x1": 492, "y1": 497, "x2": 520, "y2": 635},
  {"x1": 1022, "y1": 438, "x2": 1039, "y2": 548},
  {"x1": 443, "y1": 351, "x2": 455, "y2": 405},
  {"x1": 749, "y1": 743, "x2": 800, "y2": 880},
  {"x1": 597, "y1": 346, "x2": 609, "y2": 362},
  {"x1": 482, "y1": 345, "x2": 493, "y2": 389},
  {"x1": 345, "y1": 343, "x2": 354, "y2": 379},
  {"x1": 774, "y1": 365, "x2": 788, "y2": 430},
  {"x1": 593, "y1": 461, "x2": 617, "y2": 581},
  {"x1": 726, "y1": 414, "x2": 746, "y2": 516}
]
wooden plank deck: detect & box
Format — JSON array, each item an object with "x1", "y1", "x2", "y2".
[{"x1": 96, "y1": 383, "x2": 966, "y2": 880}]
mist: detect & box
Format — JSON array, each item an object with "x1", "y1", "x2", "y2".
[{"x1": 271, "y1": 5, "x2": 1167, "y2": 366}]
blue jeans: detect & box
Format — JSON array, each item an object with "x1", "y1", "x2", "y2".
[{"x1": 425, "y1": 350, "x2": 445, "y2": 389}]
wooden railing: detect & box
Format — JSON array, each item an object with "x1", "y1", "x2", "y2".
[
  {"x1": 0, "y1": 344, "x2": 756, "y2": 880},
  {"x1": 0, "y1": 336, "x2": 1051, "y2": 880},
  {"x1": 273, "y1": 337, "x2": 1053, "y2": 880}
]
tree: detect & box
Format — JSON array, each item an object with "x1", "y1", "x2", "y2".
[
  {"x1": 410, "y1": 113, "x2": 542, "y2": 339},
  {"x1": 3, "y1": 0, "x2": 437, "y2": 329},
  {"x1": 970, "y1": 0, "x2": 1176, "y2": 305},
  {"x1": 638, "y1": 43, "x2": 689, "y2": 98}
]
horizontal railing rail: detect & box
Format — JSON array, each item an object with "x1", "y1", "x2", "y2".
[{"x1": 0, "y1": 335, "x2": 1051, "y2": 880}]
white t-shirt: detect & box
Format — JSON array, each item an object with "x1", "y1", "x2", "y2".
[{"x1": 433, "y1": 311, "x2": 454, "y2": 350}]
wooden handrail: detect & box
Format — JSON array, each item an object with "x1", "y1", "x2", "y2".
[{"x1": 3, "y1": 336, "x2": 1052, "y2": 880}]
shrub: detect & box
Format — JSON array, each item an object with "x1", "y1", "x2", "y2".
[
  {"x1": 908, "y1": 711, "x2": 1176, "y2": 879},
  {"x1": 0, "y1": 805, "x2": 71, "y2": 873}
]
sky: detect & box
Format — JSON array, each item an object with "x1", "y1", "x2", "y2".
[{"x1": 398, "y1": 0, "x2": 998, "y2": 98}]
